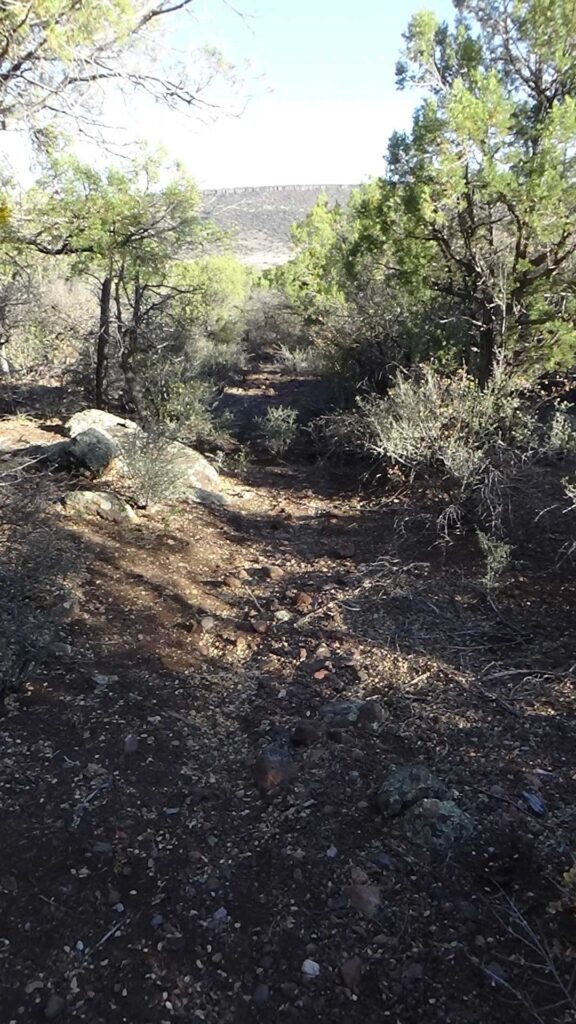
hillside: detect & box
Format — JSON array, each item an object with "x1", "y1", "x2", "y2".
[{"x1": 202, "y1": 184, "x2": 356, "y2": 268}]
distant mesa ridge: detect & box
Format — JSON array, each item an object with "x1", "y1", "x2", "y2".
[
  {"x1": 201, "y1": 183, "x2": 356, "y2": 268},
  {"x1": 203, "y1": 183, "x2": 356, "y2": 197}
]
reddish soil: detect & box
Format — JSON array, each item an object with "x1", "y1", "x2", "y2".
[{"x1": 0, "y1": 384, "x2": 575, "y2": 1024}]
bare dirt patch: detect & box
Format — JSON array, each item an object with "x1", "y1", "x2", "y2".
[{"x1": 0, "y1": 402, "x2": 575, "y2": 1024}]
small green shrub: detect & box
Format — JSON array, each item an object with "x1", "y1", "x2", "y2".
[
  {"x1": 256, "y1": 405, "x2": 298, "y2": 457},
  {"x1": 274, "y1": 343, "x2": 320, "y2": 375},
  {"x1": 317, "y1": 363, "x2": 576, "y2": 549},
  {"x1": 547, "y1": 407, "x2": 576, "y2": 455},
  {"x1": 476, "y1": 530, "x2": 512, "y2": 591},
  {"x1": 117, "y1": 427, "x2": 183, "y2": 508},
  {"x1": 0, "y1": 492, "x2": 79, "y2": 703}
]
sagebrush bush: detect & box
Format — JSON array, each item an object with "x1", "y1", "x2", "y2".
[
  {"x1": 256, "y1": 405, "x2": 299, "y2": 457},
  {"x1": 274, "y1": 343, "x2": 320, "y2": 376},
  {"x1": 5, "y1": 272, "x2": 95, "y2": 371},
  {"x1": 320, "y1": 363, "x2": 576, "y2": 549},
  {"x1": 0, "y1": 491, "x2": 79, "y2": 703},
  {"x1": 117, "y1": 427, "x2": 184, "y2": 508},
  {"x1": 361, "y1": 365, "x2": 537, "y2": 482}
]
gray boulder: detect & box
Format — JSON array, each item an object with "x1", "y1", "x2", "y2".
[
  {"x1": 61, "y1": 490, "x2": 137, "y2": 523},
  {"x1": 57, "y1": 409, "x2": 229, "y2": 506},
  {"x1": 69, "y1": 428, "x2": 117, "y2": 476},
  {"x1": 66, "y1": 409, "x2": 140, "y2": 441},
  {"x1": 163, "y1": 441, "x2": 225, "y2": 505}
]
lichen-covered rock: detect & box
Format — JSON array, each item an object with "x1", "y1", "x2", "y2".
[
  {"x1": 69, "y1": 428, "x2": 117, "y2": 476},
  {"x1": 66, "y1": 409, "x2": 140, "y2": 441},
  {"x1": 403, "y1": 798, "x2": 474, "y2": 850},
  {"x1": 161, "y1": 441, "x2": 226, "y2": 505},
  {"x1": 376, "y1": 765, "x2": 448, "y2": 818},
  {"x1": 61, "y1": 490, "x2": 137, "y2": 523},
  {"x1": 319, "y1": 699, "x2": 364, "y2": 726}
]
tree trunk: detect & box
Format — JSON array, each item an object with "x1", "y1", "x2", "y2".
[
  {"x1": 477, "y1": 322, "x2": 495, "y2": 387},
  {"x1": 119, "y1": 277, "x2": 147, "y2": 422},
  {"x1": 95, "y1": 274, "x2": 112, "y2": 408}
]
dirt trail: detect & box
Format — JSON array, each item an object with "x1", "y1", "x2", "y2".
[
  {"x1": 0, "y1": 375, "x2": 575, "y2": 1024},
  {"x1": 214, "y1": 354, "x2": 335, "y2": 440}
]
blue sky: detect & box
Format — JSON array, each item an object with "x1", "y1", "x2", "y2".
[{"x1": 141, "y1": 0, "x2": 456, "y2": 187}]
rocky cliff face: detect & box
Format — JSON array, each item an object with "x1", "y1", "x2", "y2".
[{"x1": 202, "y1": 184, "x2": 355, "y2": 268}]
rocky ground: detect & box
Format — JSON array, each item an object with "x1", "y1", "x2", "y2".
[{"x1": 0, "y1": 369, "x2": 575, "y2": 1024}]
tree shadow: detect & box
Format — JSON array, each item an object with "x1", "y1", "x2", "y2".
[{"x1": 1, "y1": 457, "x2": 575, "y2": 1024}]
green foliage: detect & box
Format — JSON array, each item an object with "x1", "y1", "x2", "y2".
[
  {"x1": 117, "y1": 426, "x2": 184, "y2": 509},
  {"x1": 168, "y1": 254, "x2": 251, "y2": 370},
  {"x1": 476, "y1": 530, "x2": 512, "y2": 591},
  {"x1": 387, "y1": 0, "x2": 576, "y2": 377},
  {"x1": 270, "y1": 194, "x2": 348, "y2": 320},
  {"x1": 256, "y1": 406, "x2": 299, "y2": 458},
  {"x1": 0, "y1": 0, "x2": 229, "y2": 138},
  {"x1": 14, "y1": 149, "x2": 205, "y2": 276},
  {"x1": 273, "y1": 0, "x2": 576, "y2": 386}
]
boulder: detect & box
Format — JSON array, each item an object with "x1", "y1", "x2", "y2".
[
  {"x1": 65, "y1": 409, "x2": 140, "y2": 441},
  {"x1": 53, "y1": 409, "x2": 227, "y2": 507},
  {"x1": 69, "y1": 428, "x2": 117, "y2": 476},
  {"x1": 161, "y1": 441, "x2": 225, "y2": 505},
  {"x1": 61, "y1": 490, "x2": 137, "y2": 523},
  {"x1": 33, "y1": 439, "x2": 74, "y2": 469}
]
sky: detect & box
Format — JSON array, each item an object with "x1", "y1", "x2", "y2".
[
  {"x1": 128, "y1": 0, "x2": 456, "y2": 188},
  {"x1": 1, "y1": 0, "x2": 456, "y2": 189}
]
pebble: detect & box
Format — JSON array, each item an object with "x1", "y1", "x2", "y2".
[
  {"x1": 274, "y1": 609, "x2": 292, "y2": 623},
  {"x1": 302, "y1": 959, "x2": 320, "y2": 979},
  {"x1": 91, "y1": 841, "x2": 113, "y2": 855},
  {"x1": 254, "y1": 746, "x2": 298, "y2": 794},
  {"x1": 332, "y1": 540, "x2": 355, "y2": 559},
  {"x1": 44, "y1": 993, "x2": 65, "y2": 1020},
  {"x1": 124, "y1": 734, "x2": 139, "y2": 754},
  {"x1": 326, "y1": 845, "x2": 338, "y2": 858},
  {"x1": 200, "y1": 616, "x2": 215, "y2": 632},
  {"x1": 345, "y1": 884, "x2": 382, "y2": 919},
  {"x1": 291, "y1": 720, "x2": 323, "y2": 748},
  {"x1": 357, "y1": 700, "x2": 386, "y2": 726},
  {"x1": 340, "y1": 956, "x2": 362, "y2": 992},
  {"x1": 265, "y1": 566, "x2": 284, "y2": 581},
  {"x1": 253, "y1": 983, "x2": 270, "y2": 1005}
]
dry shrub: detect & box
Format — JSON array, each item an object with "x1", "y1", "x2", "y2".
[
  {"x1": 0, "y1": 485, "x2": 79, "y2": 703},
  {"x1": 256, "y1": 405, "x2": 299, "y2": 457}
]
